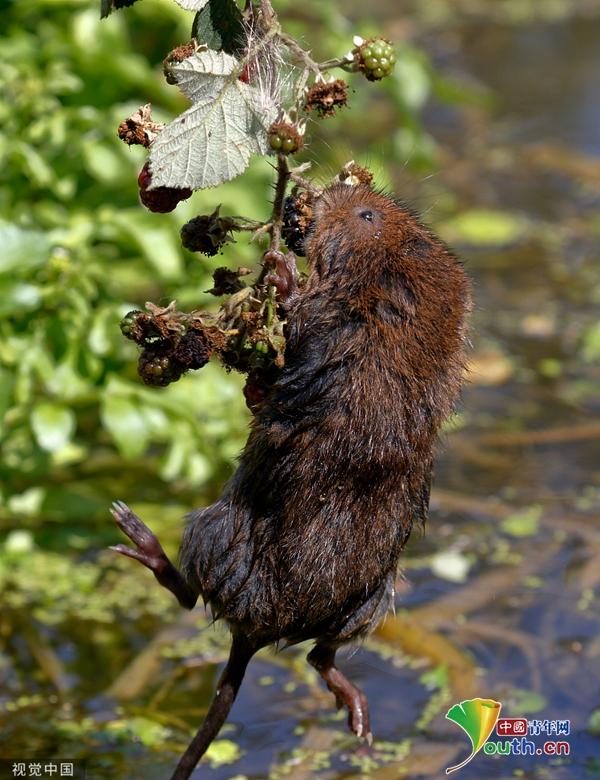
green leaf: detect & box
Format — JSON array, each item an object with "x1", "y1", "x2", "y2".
[
  {"x1": 31, "y1": 403, "x2": 76, "y2": 452},
  {"x1": 582, "y1": 322, "x2": 600, "y2": 363},
  {"x1": 7, "y1": 488, "x2": 46, "y2": 518},
  {"x1": 0, "y1": 280, "x2": 41, "y2": 316},
  {"x1": 394, "y1": 48, "x2": 431, "y2": 110},
  {"x1": 205, "y1": 739, "x2": 242, "y2": 768},
  {"x1": 150, "y1": 50, "x2": 277, "y2": 190},
  {"x1": 588, "y1": 708, "x2": 600, "y2": 735},
  {"x1": 0, "y1": 221, "x2": 50, "y2": 275},
  {"x1": 192, "y1": 0, "x2": 245, "y2": 56},
  {"x1": 101, "y1": 394, "x2": 149, "y2": 458},
  {"x1": 4, "y1": 530, "x2": 35, "y2": 554},
  {"x1": 440, "y1": 209, "x2": 527, "y2": 246},
  {"x1": 0, "y1": 366, "x2": 15, "y2": 419},
  {"x1": 507, "y1": 688, "x2": 547, "y2": 715},
  {"x1": 111, "y1": 212, "x2": 184, "y2": 281},
  {"x1": 88, "y1": 305, "x2": 119, "y2": 356},
  {"x1": 501, "y1": 505, "x2": 542, "y2": 537}
]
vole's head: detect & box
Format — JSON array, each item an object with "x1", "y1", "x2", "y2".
[
  {"x1": 302, "y1": 182, "x2": 471, "y2": 343},
  {"x1": 304, "y1": 184, "x2": 417, "y2": 283}
]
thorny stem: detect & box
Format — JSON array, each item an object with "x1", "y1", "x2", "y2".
[
  {"x1": 278, "y1": 32, "x2": 354, "y2": 75},
  {"x1": 270, "y1": 154, "x2": 290, "y2": 252},
  {"x1": 277, "y1": 31, "x2": 321, "y2": 74}
]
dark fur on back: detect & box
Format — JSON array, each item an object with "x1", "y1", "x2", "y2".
[{"x1": 181, "y1": 184, "x2": 471, "y2": 647}]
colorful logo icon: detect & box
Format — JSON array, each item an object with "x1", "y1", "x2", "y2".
[{"x1": 445, "y1": 697, "x2": 502, "y2": 774}]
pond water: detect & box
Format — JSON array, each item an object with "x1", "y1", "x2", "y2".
[{"x1": 2, "y1": 8, "x2": 599, "y2": 780}]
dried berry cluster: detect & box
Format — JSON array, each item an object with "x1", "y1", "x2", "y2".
[
  {"x1": 120, "y1": 307, "x2": 214, "y2": 387},
  {"x1": 163, "y1": 42, "x2": 198, "y2": 85},
  {"x1": 304, "y1": 80, "x2": 349, "y2": 118},
  {"x1": 119, "y1": 270, "x2": 290, "y2": 391},
  {"x1": 207, "y1": 267, "x2": 250, "y2": 296},
  {"x1": 180, "y1": 208, "x2": 237, "y2": 256},
  {"x1": 337, "y1": 161, "x2": 374, "y2": 187},
  {"x1": 117, "y1": 104, "x2": 164, "y2": 148}
]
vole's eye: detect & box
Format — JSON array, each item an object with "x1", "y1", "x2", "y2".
[{"x1": 359, "y1": 210, "x2": 374, "y2": 223}]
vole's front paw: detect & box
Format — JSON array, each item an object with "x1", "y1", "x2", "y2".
[
  {"x1": 109, "y1": 500, "x2": 168, "y2": 573},
  {"x1": 264, "y1": 249, "x2": 299, "y2": 308}
]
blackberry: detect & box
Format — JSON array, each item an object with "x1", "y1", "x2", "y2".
[
  {"x1": 207, "y1": 267, "x2": 246, "y2": 296},
  {"x1": 268, "y1": 122, "x2": 304, "y2": 155},
  {"x1": 282, "y1": 193, "x2": 314, "y2": 257},
  {"x1": 356, "y1": 38, "x2": 396, "y2": 81},
  {"x1": 180, "y1": 210, "x2": 236, "y2": 256},
  {"x1": 120, "y1": 310, "x2": 148, "y2": 343},
  {"x1": 138, "y1": 349, "x2": 184, "y2": 387},
  {"x1": 173, "y1": 330, "x2": 212, "y2": 370}
]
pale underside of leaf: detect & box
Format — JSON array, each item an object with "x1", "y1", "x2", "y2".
[
  {"x1": 149, "y1": 50, "x2": 277, "y2": 190},
  {"x1": 173, "y1": 0, "x2": 210, "y2": 11}
]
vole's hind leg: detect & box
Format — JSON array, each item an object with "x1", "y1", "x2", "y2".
[
  {"x1": 109, "y1": 501, "x2": 197, "y2": 610},
  {"x1": 307, "y1": 643, "x2": 372, "y2": 745}
]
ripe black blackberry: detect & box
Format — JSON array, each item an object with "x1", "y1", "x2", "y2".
[{"x1": 282, "y1": 193, "x2": 314, "y2": 256}]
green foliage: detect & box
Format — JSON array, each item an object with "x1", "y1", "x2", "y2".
[{"x1": 0, "y1": 1, "x2": 258, "y2": 532}]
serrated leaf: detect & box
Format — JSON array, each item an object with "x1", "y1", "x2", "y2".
[
  {"x1": 31, "y1": 403, "x2": 76, "y2": 452},
  {"x1": 192, "y1": 0, "x2": 245, "y2": 55},
  {"x1": 174, "y1": 0, "x2": 210, "y2": 10},
  {"x1": 149, "y1": 50, "x2": 277, "y2": 190}
]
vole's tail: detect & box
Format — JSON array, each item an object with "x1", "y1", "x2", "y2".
[{"x1": 170, "y1": 635, "x2": 257, "y2": 780}]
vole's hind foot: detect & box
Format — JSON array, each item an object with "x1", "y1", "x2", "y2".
[
  {"x1": 307, "y1": 644, "x2": 373, "y2": 745},
  {"x1": 109, "y1": 500, "x2": 168, "y2": 572},
  {"x1": 264, "y1": 249, "x2": 299, "y2": 307},
  {"x1": 109, "y1": 501, "x2": 198, "y2": 610}
]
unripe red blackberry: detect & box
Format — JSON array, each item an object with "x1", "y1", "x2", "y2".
[
  {"x1": 138, "y1": 162, "x2": 192, "y2": 213},
  {"x1": 268, "y1": 123, "x2": 303, "y2": 155},
  {"x1": 355, "y1": 38, "x2": 396, "y2": 81}
]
